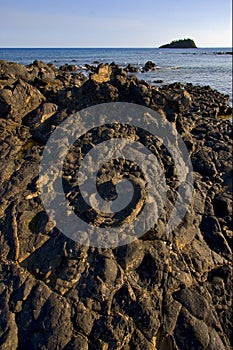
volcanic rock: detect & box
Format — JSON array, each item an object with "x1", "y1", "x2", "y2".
[
  {"x1": 142, "y1": 61, "x2": 157, "y2": 72},
  {"x1": 0, "y1": 60, "x2": 232, "y2": 350}
]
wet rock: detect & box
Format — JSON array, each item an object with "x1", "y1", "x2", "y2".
[
  {"x1": 214, "y1": 51, "x2": 232, "y2": 55},
  {"x1": 84, "y1": 63, "x2": 96, "y2": 72},
  {"x1": 154, "y1": 79, "x2": 164, "y2": 83},
  {"x1": 125, "y1": 63, "x2": 139, "y2": 73},
  {"x1": 142, "y1": 60, "x2": 157, "y2": 72}
]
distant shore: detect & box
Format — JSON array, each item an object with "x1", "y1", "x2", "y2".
[{"x1": 159, "y1": 38, "x2": 197, "y2": 48}]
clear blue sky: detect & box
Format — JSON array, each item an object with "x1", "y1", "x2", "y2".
[{"x1": 0, "y1": 0, "x2": 232, "y2": 47}]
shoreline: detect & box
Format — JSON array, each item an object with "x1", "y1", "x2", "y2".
[
  {"x1": 0, "y1": 59, "x2": 232, "y2": 349},
  {"x1": 0, "y1": 47, "x2": 232, "y2": 98},
  {"x1": 0, "y1": 58, "x2": 232, "y2": 102}
]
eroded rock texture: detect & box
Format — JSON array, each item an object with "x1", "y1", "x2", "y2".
[{"x1": 0, "y1": 60, "x2": 232, "y2": 349}]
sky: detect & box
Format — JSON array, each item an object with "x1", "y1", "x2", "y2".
[{"x1": 0, "y1": 0, "x2": 232, "y2": 48}]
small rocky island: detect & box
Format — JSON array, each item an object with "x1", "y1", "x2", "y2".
[{"x1": 159, "y1": 38, "x2": 197, "y2": 48}]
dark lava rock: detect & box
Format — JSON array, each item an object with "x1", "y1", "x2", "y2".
[
  {"x1": 84, "y1": 63, "x2": 96, "y2": 72},
  {"x1": 154, "y1": 80, "x2": 164, "y2": 84},
  {"x1": 142, "y1": 61, "x2": 157, "y2": 72},
  {"x1": 214, "y1": 51, "x2": 232, "y2": 55},
  {"x1": 0, "y1": 60, "x2": 31, "y2": 87},
  {"x1": 0, "y1": 79, "x2": 45, "y2": 121},
  {"x1": 27, "y1": 60, "x2": 57, "y2": 84},
  {"x1": 59, "y1": 64, "x2": 77, "y2": 72},
  {"x1": 0, "y1": 60, "x2": 232, "y2": 350},
  {"x1": 125, "y1": 64, "x2": 139, "y2": 73}
]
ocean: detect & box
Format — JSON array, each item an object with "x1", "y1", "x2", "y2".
[{"x1": 0, "y1": 48, "x2": 232, "y2": 101}]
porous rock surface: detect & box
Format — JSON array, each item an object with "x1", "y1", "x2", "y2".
[{"x1": 0, "y1": 60, "x2": 232, "y2": 349}]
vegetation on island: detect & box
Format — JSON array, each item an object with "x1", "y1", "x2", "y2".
[{"x1": 159, "y1": 38, "x2": 197, "y2": 48}]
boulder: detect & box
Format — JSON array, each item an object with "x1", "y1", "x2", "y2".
[
  {"x1": 58, "y1": 64, "x2": 77, "y2": 72},
  {"x1": 0, "y1": 79, "x2": 44, "y2": 121},
  {"x1": 23, "y1": 102, "x2": 58, "y2": 126},
  {"x1": 90, "y1": 64, "x2": 112, "y2": 83},
  {"x1": 154, "y1": 79, "x2": 164, "y2": 83},
  {"x1": 0, "y1": 60, "x2": 31, "y2": 87},
  {"x1": 142, "y1": 61, "x2": 157, "y2": 72},
  {"x1": 125, "y1": 64, "x2": 139, "y2": 73}
]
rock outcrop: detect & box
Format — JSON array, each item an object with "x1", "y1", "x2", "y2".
[
  {"x1": 159, "y1": 39, "x2": 197, "y2": 49},
  {"x1": 142, "y1": 61, "x2": 157, "y2": 72},
  {"x1": 214, "y1": 51, "x2": 232, "y2": 55},
  {"x1": 0, "y1": 60, "x2": 232, "y2": 350}
]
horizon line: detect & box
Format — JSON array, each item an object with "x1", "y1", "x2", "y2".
[{"x1": 0, "y1": 46, "x2": 232, "y2": 49}]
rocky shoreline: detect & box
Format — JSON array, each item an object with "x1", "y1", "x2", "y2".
[{"x1": 0, "y1": 60, "x2": 232, "y2": 350}]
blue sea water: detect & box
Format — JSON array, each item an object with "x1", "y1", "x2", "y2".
[{"x1": 0, "y1": 48, "x2": 232, "y2": 101}]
